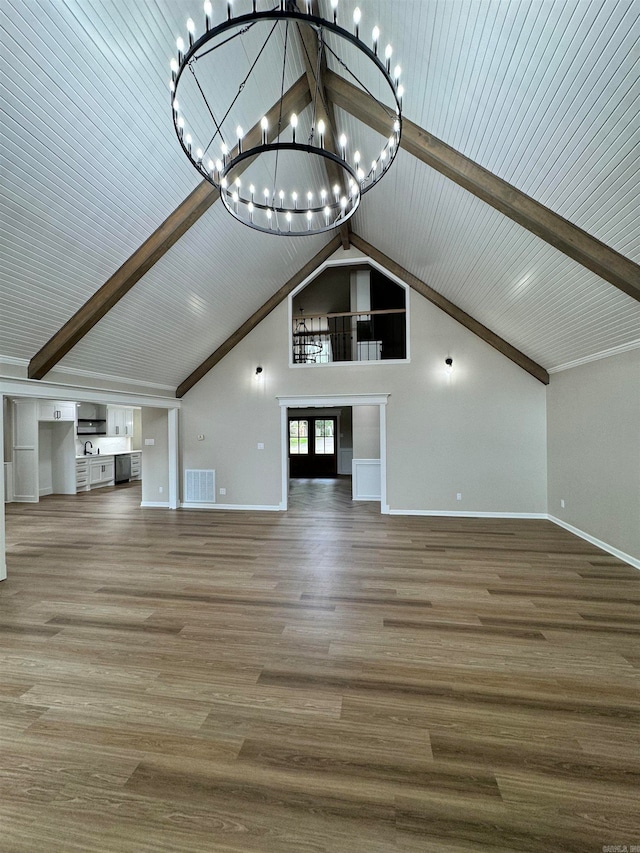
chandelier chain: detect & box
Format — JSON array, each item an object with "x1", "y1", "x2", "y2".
[
  {"x1": 272, "y1": 19, "x2": 290, "y2": 197},
  {"x1": 188, "y1": 64, "x2": 225, "y2": 157}
]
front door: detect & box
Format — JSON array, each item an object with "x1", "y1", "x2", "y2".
[{"x1": 289, "y1": 416, "x2": 337, "y2": 478}]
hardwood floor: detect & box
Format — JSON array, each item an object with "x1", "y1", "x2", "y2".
[{"x1": 1, "y1": 482, "x2": 639, "y2": 852}]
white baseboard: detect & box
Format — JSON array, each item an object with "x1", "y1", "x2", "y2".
[
  {"x1": 180, "y1": 502, "x2": 282, "y2": 511},
  {"x1": 388, "y1": 509, "x2": 548, "y2": 519},
  {"x1": 140, "y1": 501, "x2": 170, "y2": 508},
  {"x1": 39, "y1": 487, "x2": 53, "y2": 497},
  {"x1": 548, "y1": 515, "x2": 640, "y2": 571}
]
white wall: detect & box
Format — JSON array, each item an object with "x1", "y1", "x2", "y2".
[
  {"x1": 547, "y1": 349, "x2": 640, "y2": 562},
  {"x1": 353, "y1": 405, "x2": 380, "y2": 458},
  {"x1": 181, "y1": 288, "x2": 548, "y2": 514},
  {"x1": 141, "y1": 408, "x2": 169, "y2": 505}
]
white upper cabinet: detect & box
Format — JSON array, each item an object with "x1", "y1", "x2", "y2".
[
  {"x1": 38, "y1": 400, "x2": 76, "y2": 421},
  {"x1": 107, "y1": 406, "x2": 134, "y2": 436}
]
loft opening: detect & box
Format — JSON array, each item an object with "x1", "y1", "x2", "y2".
[{"x1": 289, "y1": 264, "x2": 408, "y2": 366}]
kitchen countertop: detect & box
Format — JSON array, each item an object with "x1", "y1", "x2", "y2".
[{"x1": 76, "y1": 451, "x2": 142, "y2": 459}]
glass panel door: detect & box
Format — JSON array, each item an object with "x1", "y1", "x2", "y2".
[{"x1": 289, "y1": 416, "x2": 337, "y2": 478}]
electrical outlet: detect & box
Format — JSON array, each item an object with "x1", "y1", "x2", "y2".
[
  {"x1": 197, "y1": 434, "x2": 205, "y2": 441},
  {"x1": 219, "y1": 487, "x2": 226, "y2": 496},
  {"x1": 257, "y1": 442, "x2": 264, "y2": 450},
  {"x1": 560, "y1": 499, "x2": 565, "y2": 508},
  {"x1": 456, "y1": 492, "x2": 462, "y2": 501},
  {"x1": 159, "y1": 486, "x2": 163, "y2": 494}
]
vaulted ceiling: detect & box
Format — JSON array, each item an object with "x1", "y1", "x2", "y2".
[{"x1": 1, "y1": 0, "x2": 639, "y2": 394}]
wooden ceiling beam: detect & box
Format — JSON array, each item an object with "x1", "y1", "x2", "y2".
[
  {"x1": 324, "y1": 70, "x2": 640, "y2": 303},
  {"x1": 28, "y1": 75, "x2": 313, "y2": 381},
  {"x1": 176, "y1": 235, "x2": 343, "y2": 397},
  {"x1": 294, "y1": 2, "x2": 350, "y2": 250},
  {"x1": 350, "y1": 232, "x2": 549, "y2": 384}
]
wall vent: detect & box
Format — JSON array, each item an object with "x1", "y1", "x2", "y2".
[{"x1": 184, "y1": 469, "x2": 215, "y2": 503}]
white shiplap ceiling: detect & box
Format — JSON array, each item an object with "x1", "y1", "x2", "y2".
[{"x1": 1, "y1": 0, "x2": 639, "y2": 391}]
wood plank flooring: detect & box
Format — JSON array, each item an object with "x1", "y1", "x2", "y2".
[{"x1": 1, "y1": 480, "x2": 639, "y2": 852}]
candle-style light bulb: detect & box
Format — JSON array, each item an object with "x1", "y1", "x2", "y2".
[
  {"x1": 306, "y1": 209, "x2": 313, "y2": 229},
  {"x1": 263, "y1": 188, "x2": 270, "y2": 202},
  {"x1": 385, "y1": 43, "x2": 392, "y2": 72},
  {"x1": 320, "y1": 188, "x2": 327, "y2": 202},
  {"x1": 177, "y1": 116, "x2": 185, "y2": 136},
  {"x1": 317, "y1": 119, "x2": 325, "y2": 147},
  {"x1": 372, "y1": 25, "x2": 380, "y2": 54},
  {"x1": 353, "y1": 6, "x2": 361, "y2": 37},
  {"x1": 227, "y1": 0, "x2": 233, "y2": 21},
  {"x1": 215, "y1": 158, "x2": 223, "y2": 172},
  {"x1": 339, "y1": 133, "x2": 347, "y2": 158},
  {"x1": 307, "y1": 191, "x2": 313, "y2": 204},
  {"x1": 204, "y1": 0, "x2": 212, "y2": 30},
  {"x1": 236, "y1": 125, "x2": 243, "y2": 153},
  {"x1": 354, "y1": 150, "x2": 361, "y2": 164},
  {"x1": 330, "y1": 0, "x2": 338, "y2": 24},
  {"x1": 185, "y1": 133, "x2": 192, "y2": 154},
  {"x1": 397, "y1": 84, "x2": 404, "y2": 107},
  {"x1": 340, "y1": 196, "x2": 347, "y2": 211},
  {"x1": 196, "y1": 148, "x2": 203, "y2": 161},
  {"x1": 394, "y1": 65, "x2": 401, "y2": 85},
  {"x1": 286, "y1": 211, "x2": 292, "y2": 232},
  {"x1": 260, "y1": 116, "x2": 268, "y2": 144},
  {"x1": 290, "y1": 113, "x2": 298, "y2": 143},
  {"x1": 279, "y1": 190, "x2": 285, "y2": 207},
  {"x1": 248, "y1": 201, "x2": 254, "y2": 221},
  {"x1": 249, "y1": 184, "x2": 255, "y2": 201},
  {"x1": 371, "y1": 159, "x2": 377, "y2": 172},
  {"x1": 292, "y1": 191, "x2": 298, "y2": 209},
  {"x1": 324, "y1": 205, "x2": 331, "y2": 223},
  {"x1": 170, "y1": 58, "x2": 178, "y2": 76},
  {"x1": 333, "y1": 183, "x2": 340, "y2": 201},
  {"x1": 187, "y1": 18, "x2": 195, "y2": 47}
]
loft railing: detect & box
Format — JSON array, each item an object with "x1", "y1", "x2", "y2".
[{"x1": 292, "y1": 308, "x2": 406, "y2": 364}]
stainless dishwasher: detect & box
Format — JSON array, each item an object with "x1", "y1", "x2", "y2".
[{"x1": 114, "y1": 454, "x2": 131, "y2": 484}]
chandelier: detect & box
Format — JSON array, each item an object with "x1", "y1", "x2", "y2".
[{"x1": 170, "y1": 1, "x2": 403, "y2": 236}]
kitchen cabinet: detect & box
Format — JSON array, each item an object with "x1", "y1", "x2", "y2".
[
  {"x1": 89, "y1": 456, "x2": 115, "y2": 488},
  {"x1": 38, "y1": 400, "x2": 76, "y2": 422},
  {"x1": 107, "y1": 406, "x2": 134, "y2": 437},
  {"x1": 75, "y1": 458, "x2": 89, "y2": 491},
  {"x1": 130, "y1": 452, "x2": 141, "y2": 480}
]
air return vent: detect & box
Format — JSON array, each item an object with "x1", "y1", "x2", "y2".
[{"x1": 184, "y1": 469, "x2": 215, "y2": 503}]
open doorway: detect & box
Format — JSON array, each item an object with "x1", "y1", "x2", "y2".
[
  {"x1": 279, "y1": 395, "x2": 388, "y2": 513},
  {"x1": 287, "y1": 407, "x2": 352, "y2": 510}
]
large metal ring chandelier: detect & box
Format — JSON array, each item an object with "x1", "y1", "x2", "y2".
[{"x1": 170, "y1": 1, "x2": 403, "y2": 236}]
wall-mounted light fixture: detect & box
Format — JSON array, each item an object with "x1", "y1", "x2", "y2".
[
  {"x1": 445, "y1": 357, "x2": 453, "y2": 375},
  {"x1": 255, "y1": 366, "x2": 263, "y2": 377}
]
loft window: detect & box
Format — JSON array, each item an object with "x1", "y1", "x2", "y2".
[{"x1": 290, "y1": 265, "x2": 408, "y2": 365}]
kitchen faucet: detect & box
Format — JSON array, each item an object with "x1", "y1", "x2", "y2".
[{"x1": 84, "y1": 440, "x2": 93, "y2": 455}]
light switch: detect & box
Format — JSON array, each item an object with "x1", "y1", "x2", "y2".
[
  {"x1": 144, "y1": 438, "x2": 155, "y2": 446},
  {"x1": 257, "y1": 442, "x2": 264, "y2": 450},
  {"x1": 197, "y1": 434, "x2": 205, "y2": 441}
]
